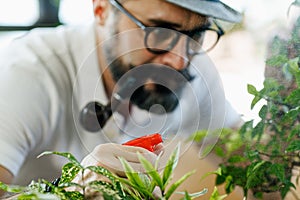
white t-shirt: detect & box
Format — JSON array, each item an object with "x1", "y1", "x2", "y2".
[{"x1": 0, "y1": 22, "x2": 241, "y2": 185}]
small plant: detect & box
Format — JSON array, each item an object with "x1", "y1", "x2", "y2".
[
  {"x1": 192, "y1": 9, "x2": 300, "y2": 200},
  {"x1": 0, "y1": 144, "x2": 207, "y2": 200}
]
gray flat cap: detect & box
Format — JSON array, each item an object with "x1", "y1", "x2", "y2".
[{"x1": 166, "y1": 0, "x2": 242, "y2": 23}]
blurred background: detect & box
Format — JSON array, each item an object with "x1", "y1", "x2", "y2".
[
  {"x1": 214, "y1": 0, "x2": 299, "y2": 123},
  {"x1": 0, "y1": 0, "x2": 298, "y2": 122}
]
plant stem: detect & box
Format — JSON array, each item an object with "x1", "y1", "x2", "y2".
[
  {"x1": 258, "y1": 151, "x2": 298, "y2": 158},
  {"x1": 264, "y1": 96, "x2": 293, "y2": 109},
  {"x1": 81, "y1": 170, "x2": 85, "y2": 197}
]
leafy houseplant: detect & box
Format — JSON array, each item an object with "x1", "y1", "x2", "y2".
[
  {"x1": 192, "y1": 10, "x2": 300, "y2": 200},
  {"x1": 0, "y1": 145, "x2": 208, "y2": 200}
]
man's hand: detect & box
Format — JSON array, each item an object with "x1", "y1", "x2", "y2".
[
  {"x1": 0, "y1": 165, "x2": 13, "y2": 197},
  {"x1": 69, "y1": 143, "x2": 163, "y2": 198},
  {"x1": 73, "y1": 143, "x2": 163, "y2": 185},
  {"x1": 84, "y1": 143, "x2": 162, "y2": 176}
]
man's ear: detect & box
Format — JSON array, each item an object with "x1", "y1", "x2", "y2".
[{"x1": 93, "y1": 0, "x2": 110, "y2": 25}]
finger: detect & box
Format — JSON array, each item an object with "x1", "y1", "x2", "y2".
[
  {"x1": 112, "y1": 144, "x2": 157, "y2": 163},
  {"x1": 87, "y1": 143, "x2": 159, "y2": 176},
  {"x1": 106, "y1": 143, "x2": 159, "y2": 164},
  {"x1": 152, "y1": 186, "x2": 162, "y2": 199},
  {"x1": 153, "y1": 143, "x2": 164, "y2": 155}
]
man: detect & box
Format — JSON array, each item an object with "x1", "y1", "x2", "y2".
[{"x1": 0, "y1": 0, "x2": 242, "y2": 193}]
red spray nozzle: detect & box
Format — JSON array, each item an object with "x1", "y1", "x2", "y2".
[{"x1": 122, "y1": 133, "x2": 163, "y2": 152}]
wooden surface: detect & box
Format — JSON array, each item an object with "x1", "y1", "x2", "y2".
[{"x1": 162, "y1": 141, "x2": 244, "y2": 200}]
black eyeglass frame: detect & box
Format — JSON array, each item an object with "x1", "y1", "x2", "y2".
[{"x1": 109, "y1": 0, "x2": 224, "y2": 56}]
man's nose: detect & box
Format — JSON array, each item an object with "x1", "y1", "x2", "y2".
[{"x1": 156, "y1": 37, "x2": 188, "y2": 71}]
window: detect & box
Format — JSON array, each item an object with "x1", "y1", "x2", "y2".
[
  {"x1": 0, "y1": 0, "x2": 39, "y2": 26},
  {"x1": 0, "y1": 0, "x2": 94, "y2": 30},
  {"x1": 59, "y1": 0, "x2": 93, "y2": 25}
]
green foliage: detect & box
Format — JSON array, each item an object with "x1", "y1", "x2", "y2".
[
  {"x1": 191, "y1": 8, "x2": 300, "y2": 199},
  {"x1": 118, "y1": 144, "x2": 207, "y2": 200},
  {"x1": 0, "y1": 145, "x2": 207, "y2": 199},
  {"x1": 209, "y1": 187, "x2": 227, "y2": 200},
  {"x1": 192, "y1": 10, "x2": 300, "y2": 199}
]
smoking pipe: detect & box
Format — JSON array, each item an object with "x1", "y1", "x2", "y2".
[{"x1": 79, "y1": 77, "x2": 136, "y2": 132}]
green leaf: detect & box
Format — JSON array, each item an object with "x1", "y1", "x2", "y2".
[
  {"x1": 224, "y1": 176, "x2": 234, "y2": 194},
  {"x1": 162, "y1": 144, "x2": 180, "y2": 189},
  {"x1": 227, "y1": 155, "x2": 247, "y2": 164},
  {"x1": 295, "y1": 70, "x2": 300, "y2": 87},
  {"x1": 251, "y1": 95, "x2": 262, "y2": 109},
  {"x1": 16, "y1": 193, "x2": 39, "y2": 200},
  {"x1": 239, "y1": 120, "x2": 253, "y2": 137},
  {"x1": 245, "y1": 150, "x2": 260, "y2": 161},
  {"x1": 286, "y1": 140, "x2": 300, "y2": 152},
  {"x1": 265, "y1": 54, "x2": 289, "y2": 67},
  {"x1": 215, "y1": 175, "x2": 226, "y2": 186},
  {"x1": 60, "y1": 163, "x2": 81, "y2": 184},
  {"x1": 181, "y1": 191, "x2": 192, "y2": 200},
  {"x1": 187, "y1": 189, "x2": 208, "y2": 198},
  {"x1": 268, "y1": 36, "x2": 288, "y2": 56},
  {"x1": 88, "y1": 180, "x2": 121, "y2": 199},
  {"x1": 285, "y1": 89, "x2": 300, "y2": 105},
  {"x1": 139, "y1": 173, "x2": 153, "y2": 190},
  {"x1": 214, "y1": 146, "x2": 225, "y2": 157},
  {"x1": 37, "y1": 151, "x2": 82, "y2": 168},
  {"x1": 113, "y1": 178, "x2": 140, "y2": 200},
  {"x1": 247, "y1": 84, "x2": 258, "y2": 95},
  {"x1": 86, "y1": 166, "x2": 126, "y2": 198},
  {"x1": 209, "y1": 187, "x2": 227, "y2": 200},
  {"x1": 264, "y1": 78, "x2": 281, "y2": 91},
  {"x1": 282, "y1": 107, "x2": 300, "y2": 124},
  {"x1": 118, "y1": 157, "x2": 154, "y2": 198},
  {"x1": 118, "y1": 157, "x2": 143, "y2": 186},
  {"x1": 201, "y1": 167, "x2": 222, "y2": 182},
  {"x1": 280, "y1": 181, "x2": 296, "y2": 198},
  {"x1": 252, "y1": 121, "x2": 264, "y2": 139},
  {"x1": 287, "y1": 57, "x2": 299, "y2": 73},
  {"x1": 269, "y1": 164, "x2": 285, "y2": 182},
  {"x1": 164, "y1": 170, "x2": 195, "y2": 199},
  {"x1": 199, "y1": 144, "x2": 216, "y2": 158},
  {"x1": 57, "y1": 182, "x2": 82, "y2": 189},
  {"x1": 155, "y1": 151, "x2": 163, "y2": 170},
  {"x1": 188, "y1": 130, "x2": 207, "y2": 142},
  {"x1": 224, "y1": 134, "x2": 244, "y2": 156},
  {"x1": 246, "y1": 161, "x2": 268, "y2": 189},
  {"x1": 177, "y1": 188, "x2": 208, "y2": 199},
  {"x1": 0, "y1": 181, "x2": 25, "y2": 193},
  {"x1": 258, "y1": 105, "x2": 268, "y2": 119},
  {"x1": 86, "y1": 166, "x2": 116, "y2": 183},
  {"x1": 17, "y1": 193, "x2": 61, "y2": 200},
  {"x1": 63, "y1": 191, "x2": 84, "y2": 200},
  {"x1": 137, "y1": 152, "x2": 163, "y2": 188},
  {"x1": 287, "y1": 124, "x2": 300, "y2": 141}
]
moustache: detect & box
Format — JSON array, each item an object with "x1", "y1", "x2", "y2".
[{"x1": 123, "y1": 65, "x2": 195, "y2": 89}]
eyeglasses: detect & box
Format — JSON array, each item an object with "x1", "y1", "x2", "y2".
[{"x1": 109, "y1": 0, "x2": 224, "y2": 57}]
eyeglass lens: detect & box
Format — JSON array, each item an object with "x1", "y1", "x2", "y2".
[
  {"x1": 145, "y1": 28, "x2": 179, "y2": 53},
  {"x1": 109, "y1": 0, "x2": 222, "y2": 55},
  {"x1": 144, "y1": 27, "x2": 220, "y2": 55}
]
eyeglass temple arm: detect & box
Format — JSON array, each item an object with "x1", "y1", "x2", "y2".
[
  {"x1": 212, "y1": 20, "x2": 225, "y2": 36},
  {"x1": 109, "y1": 0, "x2": 146, "y2": 30}
]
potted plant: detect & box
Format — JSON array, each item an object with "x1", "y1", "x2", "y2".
[
  {"x1": 192, "y1": 5, "x2": 300, "y2": 200},
  {"x1": 0, "y1": 144, "x2": 209, "y2": 200}
]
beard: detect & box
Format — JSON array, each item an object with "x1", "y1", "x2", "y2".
[
  {"x1": 129, "y1": 83, "x2": 179, "y2": 114},
  {"x1": 103, "y1": 42, "x2": 194, "y2": 114}
]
